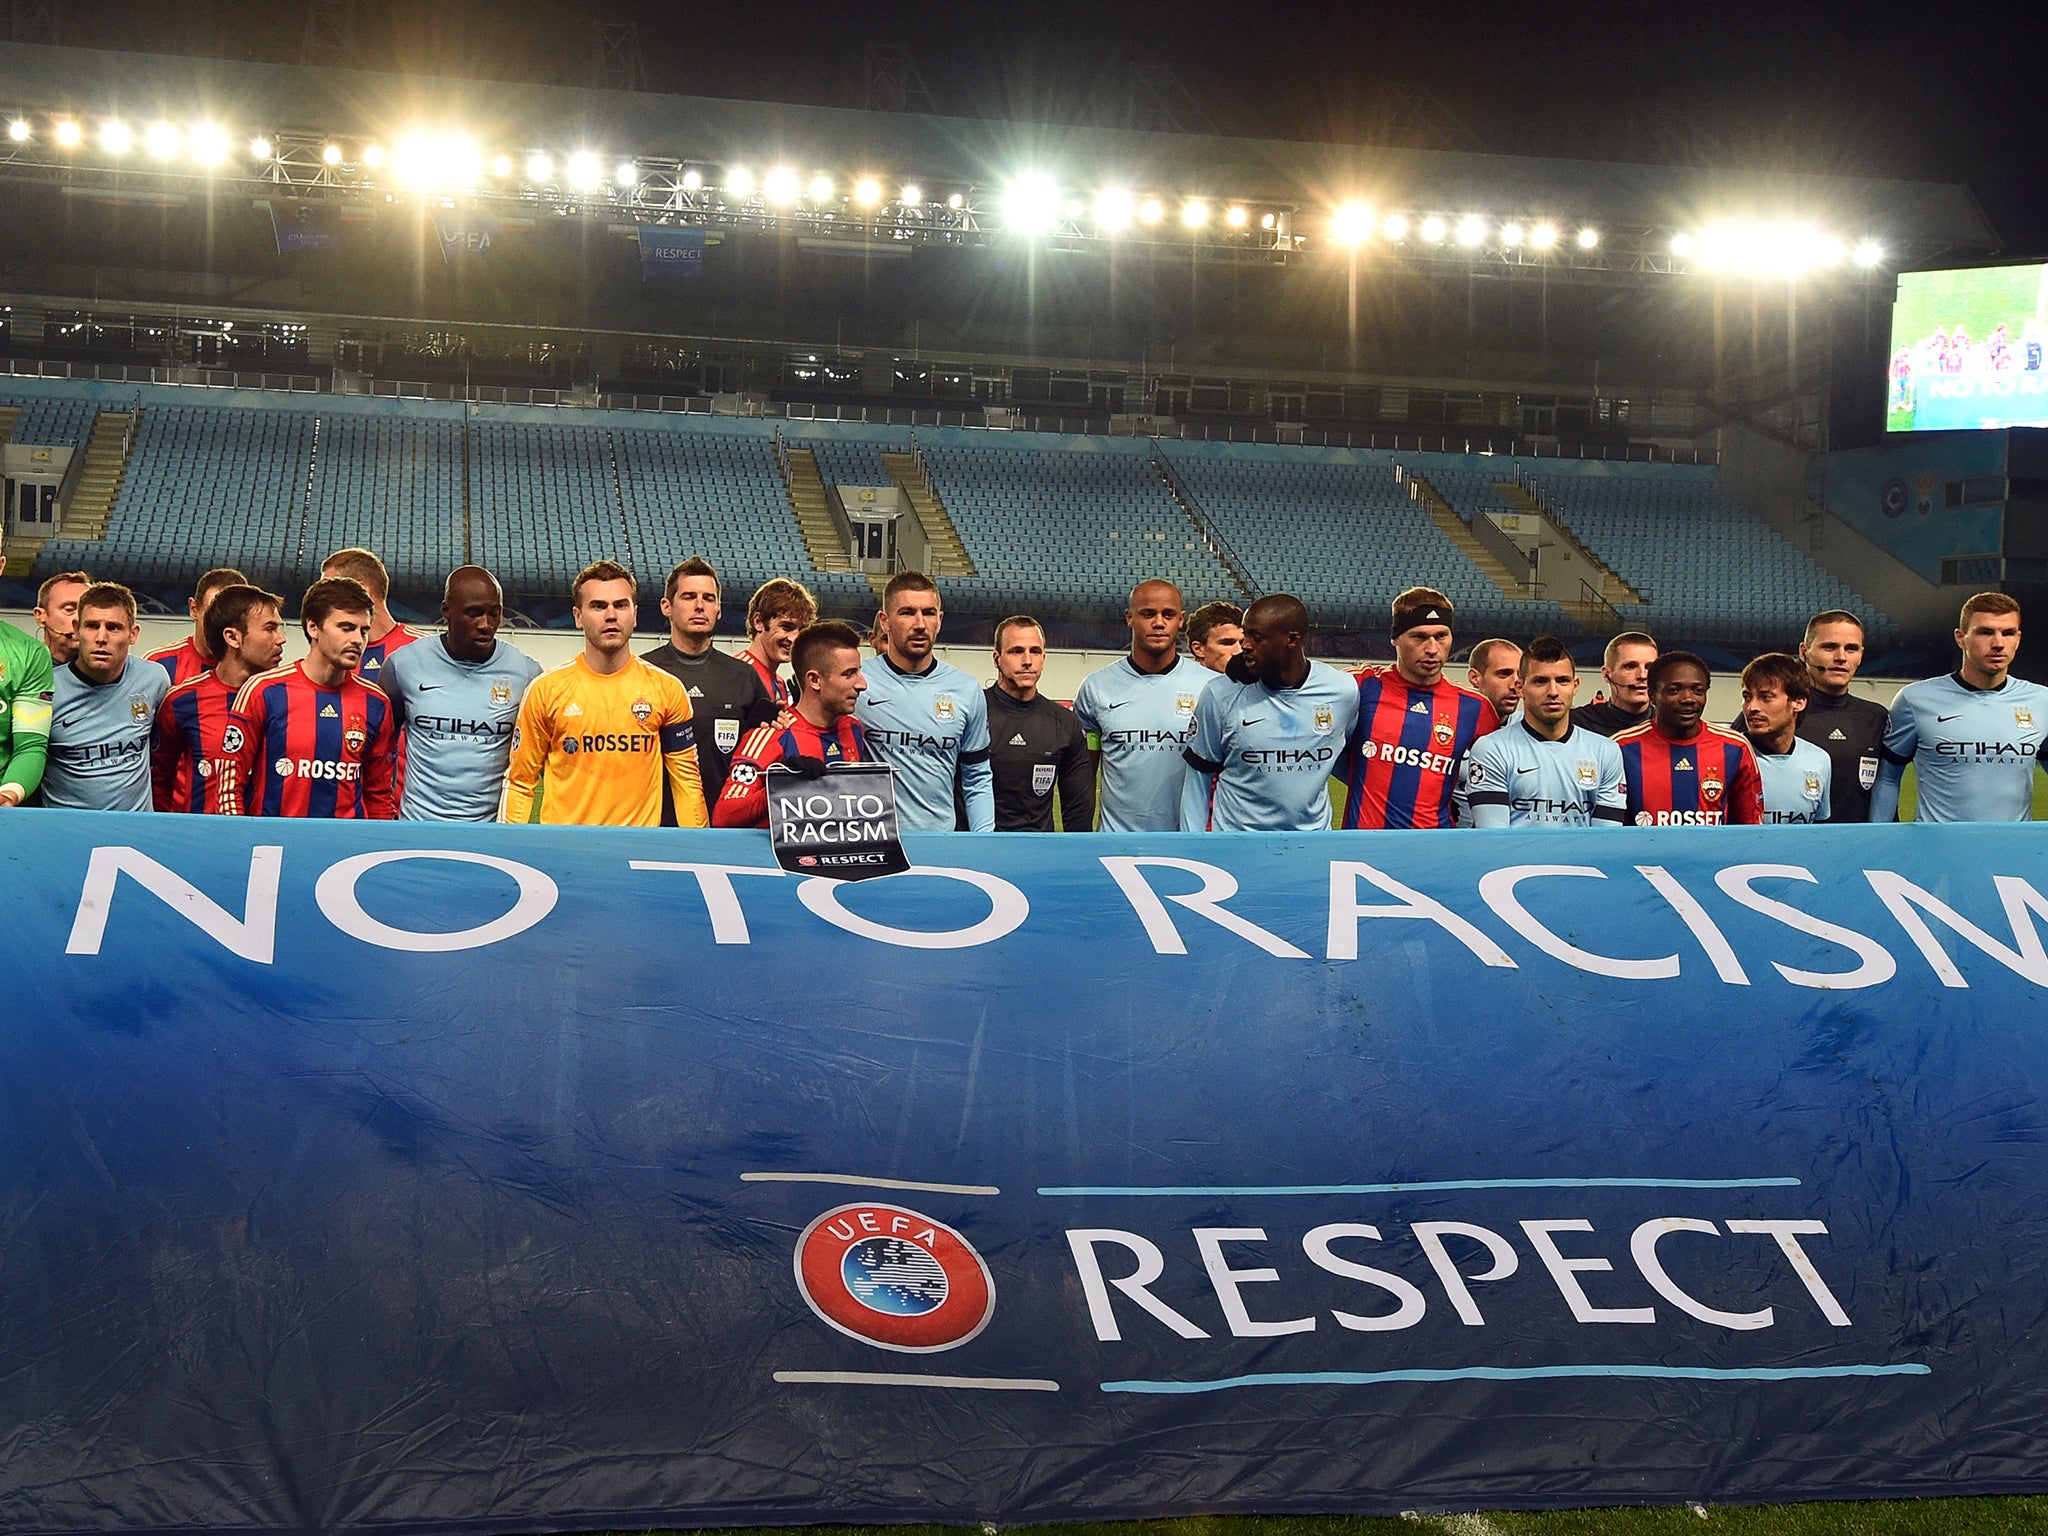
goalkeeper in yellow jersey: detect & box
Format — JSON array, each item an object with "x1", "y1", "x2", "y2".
[{"x1": 501, "y1": 561, "x2": 708, "y2": 827}]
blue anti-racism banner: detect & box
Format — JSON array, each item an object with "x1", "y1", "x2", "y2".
[
  {"x1": 639, "y1": 224, "x2": 706, "y2": 279},
  {"x1": 5, "y1": 811, "x2": 2048, "y2": 1530}
]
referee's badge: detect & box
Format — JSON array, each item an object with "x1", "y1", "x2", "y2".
[
  {"x1": 1577, "y1": 760, "x2": 1597, "y2": 786},
  {"x1": 1032, "y1": 764, "x2": 1056, "y2": 796},
  {"x1": 1313, "y1": 704, "x2": 1334, "y2": 735},
  {"x1": 1859, "y1": 754, "x2": 1879, "y2": 790},
  {"x1": 715, "y1": 718, "x2": 740, "y2": 753}
]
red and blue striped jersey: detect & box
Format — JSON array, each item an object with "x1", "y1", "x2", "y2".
[
  {"x1": 228, "y1": 662, "x2": 398, "y2": 819},
  {"x1": 147, "y1": 637, "x2": 209, "y2": 687},
  {"x1": 1336, "y1": 668, "x2": 1500, "y2": 829},
  {"x1": 1614, "y1": 720, "x2": 1764, "y2": 826},
  {"x1": 356, "y1": 623, "x2": 424, "y2": 687},
  {"x1": 152, "y1": 670, "x2": 249, "y2": 814},
  {"x1": 712, "y1": 714, "x2": 869, "y2": 828}
]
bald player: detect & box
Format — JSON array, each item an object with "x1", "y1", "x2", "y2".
[
  {"x1": 1467, "y1": 638, "x2": 1523, "y2": 721},
  {"x1": 1072, "y1": 577, "x2": 1208, "y2": 830},
  {"x1": 380, "y1": 566, "x2": 544, "y2": 820}
]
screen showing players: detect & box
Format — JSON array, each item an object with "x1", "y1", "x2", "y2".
[{"x1": 1887, "y1": 261, "x2": 2048, "y2": 432}]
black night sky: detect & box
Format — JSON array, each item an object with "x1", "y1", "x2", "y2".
[{"x1": 38, "y1": 0, "x2": 2048, "y2": 254}]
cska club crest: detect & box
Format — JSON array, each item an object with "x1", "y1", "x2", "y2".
[
  {"x1": 631, "y1": 697, "x2": 653, "y2": 725},
  {"x1": 1700, "y1": 770, "x2": 1724, "y2": 803},
  {"x1": 343, "y1": 719, "x2": 367, "y2": 755},
  {"x1": 1431, "y1": 718, "x2": 1454, "y2": 747}
]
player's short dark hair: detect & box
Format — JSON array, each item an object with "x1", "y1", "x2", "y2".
[
  {"x1": 993, "y1": 614, "x2": 1043, "y2": 650},
  {"x1": 321, "y1": 546, "x2": 390, "y2": 601},
  {"x1": 1603, "y1": 630, "x2": 1658, "y2": 670},
  {"x1": 572, "y1": 560, "x2": 636, "y2": 605},
  {"x1": 791, "y1": 619, "x2": 866, "y2": 683},
  {"x1": 749, "y1": 576, "x2": 818, "y2": 631},
  {"x1": 665, "y1": 556, "x2": 719, "y2": 601},
  {"x1": 1802, "y1": 609, "x2": 1863, "y2": 644},
  {"x1": 1518, "y1": 634, "x2": 1574, "y2": 676},
  {"x1": 881, "y1": 570, "x2": 937, "y2": 611},
  {"x1": 36, "y1": 569, "x2": 89, "y2": 607},
  {"x1": 204, "y1": 584, "x2": 283, "y2": 657},
  {"x1": 301, "y1": 576, "x2": 373, "y2": 630},
  {"x1": 1187, "y1": 601, "x2": 1243, "y2": 645},
  {"x1": 77, "y1": 581, "x2": 137, "y2": 622},
  {"x1": 1741, "y1": 652, "x2": 1808, "y2": 701},
  {"x1": 193, "y1": 567, "x2": 248, "y2": 605},
  {"x1": 1391, "y1": 587, "x2": 1453, "y2": 638},
  {"x1": 1246, "y1": 592, "x2": 1309, "y2": 635},
  {"x1": 1468, "y1": 637, "x2": 1520, "y2": 673},
  {"x1": 1647, "y1": 650, "x2": 1711, "y2": 689},
  {"x1": 1960, "y1": 591, "x2": 2021, "y2": 628}
]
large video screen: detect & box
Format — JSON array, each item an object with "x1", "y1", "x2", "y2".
[{"x1": 1887, "y1": 261, "x2": 2048, "y2": 432}]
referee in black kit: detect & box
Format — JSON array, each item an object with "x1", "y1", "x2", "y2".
[{"x1": 983, "y1": 614, "x2": 1095, "y2": 831}]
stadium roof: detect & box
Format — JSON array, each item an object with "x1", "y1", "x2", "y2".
[{"x1": 0, "y1": 41, "x2": 1999, "y2": 260}]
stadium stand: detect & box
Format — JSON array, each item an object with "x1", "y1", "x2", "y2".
[
  {"x1": 17, "y1": 378, "x2": 1901, "y2": 649},
  {"x1": 9, "y1": 395, "x2": 96, "y2": 449}
]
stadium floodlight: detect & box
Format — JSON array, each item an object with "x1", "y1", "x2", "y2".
[
  {"x1": 1419, "y1": 215, "x2": 1446, "y2": 243},
  {"x1": 526, "y1": 152, "x2": 554, "y2": 182},
  {"x1": 900, "y1": 182, "x2": 922, "y2": 204},
  {"x1": 1002, "y1": 172, "x2": 1061, "y2": 235},
  {"x1": 947, "y1": 191, "x2": 964, "y2": 210},
  {"x1": 6, "y1": 119, "x2": 28, "y2": 143},
  {"x1": 1455, "y1": 214, "x2": 1486, "y2": 247},
  {"x1": 853, "y1": 175, "x2": 882, "y2": 207},
  {"x1": 1225, "y1": 204, "x2": 1248, "y2": 228},
  {"x1": 682, "y1": 169, "x2": 704, "y2": 191},
  {"x1": 1094, "y1": 187, "x2": 1135, "y2": 232},
  {"x1": 764, "y1": 166, "x2": 800, "y2": 205},
  {"x1": 808, "y1": 173, "x2": 833, "y2": 201},
  {"x1": 1064, "y1": 198, "x2": 1084, "y2": 219},
  {"x1": 101, "y1": 120, "x2": 134, "y2": 154},
  {"x1": 1139, "y1": 196, "x2": 1163, "y2": 224},
  {"x1": 54, "y1": 120, "x2": 83, "y2": 148},
  {"x1": 1576, "y1": 226, "x2": 1600, "y2": 250},
  {"x1": 247, "y1": 134, "x2": 271, "y2": 159},
  {"x1": 1382, "y1": 212, "x2": 1408, "y2": 241},
  {"x1": 617, "y1": 161, "x2": 640, "y2": 186},
  {"x1": 725, "y1": 165, "x2": 755, "y2": 196},
  {"x1": 1330, "y1": 201, "x2": 1372, "y2": 246},
  {"x1": 1259, "y1": 211, "x2": 1275, "y2": 230},
  {"x1": 362, "y1": 144, "x2": 385, "y2": 168},
  {"x1": 492, "y1": 153, "x2": 513, "y2": 177},
  {"x1": 319, "y1": 142, "x2": 342, "y2": 165},
  {"x1": 1853, "y1": 238, "x2": 1883, "y2": 269},
  {"x1": 1529, "y1": 222, "x2": 1558, "y2": 249},
  {"x1": 567, "y1": 151, "x2": 604, "y2": 191},
  {"x1": 1500, "y1": 221, "x2": 1524, "y2": 247},
  {"x1": 1181, "y1": 199, "x2": 1210, "y2": 229},
  {"x1": 1670, "y1": 231, "x2": 1695, "y2": 257},
  {"x1": 188, "y1": 122, "x2": 230, "y2": 167}
]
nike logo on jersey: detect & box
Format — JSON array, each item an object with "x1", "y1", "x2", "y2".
[
  {"x1": 1241, "y1": 717, "x2": 1266, "y2": 726},
  {"x1": 417, "y1": 683, "x2": 444, "y2": 691},
  {"x1": 55, "y1": 713, "x2": 88, "y2": 730},
  {"x1": 1937, "y1": 713, "x2": 1962, "y2": 722},
  {"x1": 1514, "y1": 765, "x2": 1538, "y2": 774},
  {"x1": 1102, "y1": 701, "x2": 1128, "y2": 710}
]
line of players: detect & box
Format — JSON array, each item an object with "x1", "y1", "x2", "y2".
[{"x1": 2, "y1": 551, "x2": 2041, "y2": 830}]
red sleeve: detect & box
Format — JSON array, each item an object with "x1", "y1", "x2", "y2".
[
  {"x1": 222, "y1": 688, "x2": 263, "y2": 817},
  {"x1": 361, "y1": 692, "x2": 398, "y2": 820},
  {"x1": 151, "y1": 695, "x2": 184, "y2": 814},
  {"x1": 1731, "y1": 741, "x2": 1764, "y2": 826},
  {"x1": 712, "y1": 724, "x2": 780, "y2": 828}
]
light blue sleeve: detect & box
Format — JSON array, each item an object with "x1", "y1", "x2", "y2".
[
  {"x1": 1594, "y1": 739, "x2": 1628, "y2": 826},
  {"x1": 959, "y1": 687, "x2": 994, "y2": 832},
  {"x1": 1870, "y1": 698, "x2": 1914, "y2": 824},
  {"x1": 1179, "y1": 688, "x2": 1227, "y2": 831},
  {"x1": 1815, "y1": 748, "x2": 1833, "y2": 824}
]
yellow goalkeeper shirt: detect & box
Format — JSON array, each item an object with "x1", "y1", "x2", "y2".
[{"x1": 501, "y1": 654, "x2": 708, "y2": 827}]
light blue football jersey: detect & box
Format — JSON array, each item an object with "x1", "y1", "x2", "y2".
[
  {"x1": 1072, "y1": 655, "x2": 1208, "y2": 832},
  {"x1": 854, "y1": 654, "x2": 994, "y2": 832},
  {"x1": 382, "y1": 637, "x2": 544, "y2": 821},
  {"x1": 44, "y1": 657, "x2": 168, "y2": 811},
  {"x1": 1180, "y1": 661, "x2": 1359, "y2": 831},
  {"x1": 1750, "y1": 735, "x2": 1832, "y2": 825},
  {"x1": 1464, "y1": 722, "x2": 1626, "y2": 829},
  {"x1": 1872, "y1": 671, "x2": 2048, "y2": 823}
]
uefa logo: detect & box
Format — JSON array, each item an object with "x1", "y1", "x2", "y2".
[{"x1": 793, "y1": 1202, "x2": 994, "y2": 1353}]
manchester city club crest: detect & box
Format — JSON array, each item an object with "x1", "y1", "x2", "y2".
[
  {"x1": 1577, "y1": 760, "x2": 1598, "y2": 786},
  {"x1": 129, "y1": 695, "x2": 150, "y2": 721},
  {"x1": 1313, "y1": 704, "x2": 1334, "y2": 735},
  {"x1": 1805, "y1": 772, "x2": 1824, "y2": 802},
  {"x1": 631, "y1": 697, "x2": 653, "y2": 725},
  {"x1": 934, "y1": 692, "x2": 956, "y2": 721},
  {"x1": 1177, "y1": 693, "x2": 1197, "y2": 716},
  {"x1": 793, "y1": 1202, "x2": 994, "y2": 1353},
  {"x1": 491, "y1": 682, "x2": 513, "y2": 705},
  {"x1": 2017, "y1": 708, "x2": 2035, "y2": 730}
]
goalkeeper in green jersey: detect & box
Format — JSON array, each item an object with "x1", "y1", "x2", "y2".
[{"x1": 0, "y1": 621, "x2": 54, "y2": 807}]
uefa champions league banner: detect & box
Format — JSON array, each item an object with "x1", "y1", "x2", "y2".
[{"x1": 7, "y1": 813, "x2": 2048, "y2": 1530}]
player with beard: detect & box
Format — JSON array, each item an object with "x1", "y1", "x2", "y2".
[
  {"x1": 153, "y1": 583, "x2": 287, "y2": 814},
  {"x1": 854, "y1": 570, "x2": 992, "y2": 831},
  {"x1": 321, "y1": 547, "x2": 422, "y2": 686},
  {"x1": 714, "y1": 621, "x2": 876, "y2": 829},
  {"x1": 1740, "y1": 652, "x2": 1832, "y2": 825},
  {"x1": 1615, "y1": 651, "x2": 1762, "y2": 826},
  {"x1": 1466, "y1": 638, "x2": 1523, "y2": 721},
  {"x1": 1181, "y1": 593, "x2": 1358, "y2": 831},
  {"x1": 1464, "y1": 637, "x2": 1625, "y2": 829},
  {"x1": 1072, "y1": 578, "x2": 1207, "y2": 831}
]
